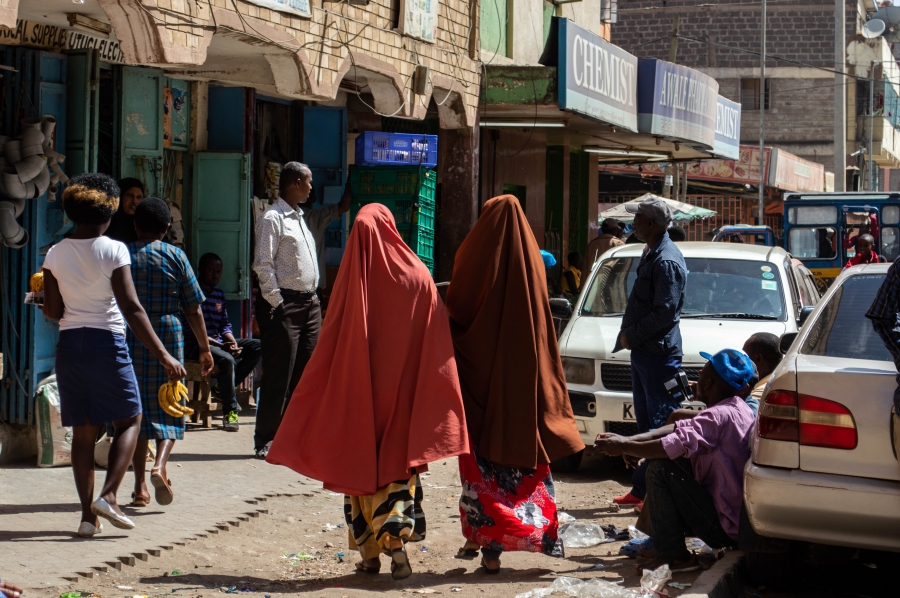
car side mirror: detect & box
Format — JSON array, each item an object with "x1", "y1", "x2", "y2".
[
  {"x1": 549, "y1": 297, "x2": 573, "y2": 319},
  {"x1": 779, "y1": 332, "x2": 799, "y2": 355},
  {"x1": 797, "y1": 305, "x2": 815, "y2": 326}
]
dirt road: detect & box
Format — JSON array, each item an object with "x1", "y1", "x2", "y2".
[{"x1": 40, "y1": 453, "x2": 705, "y2": 597}]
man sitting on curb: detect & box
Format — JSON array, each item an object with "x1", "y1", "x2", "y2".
[{"x1": 594, "y1": 348, "x2": 756, "y2": 572}]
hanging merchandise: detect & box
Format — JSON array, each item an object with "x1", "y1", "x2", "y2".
[
  {"x1": 265, "y1": 161, "x2": 282, "y2": 200},
  {"x1": 0, "y1": 115, "x2": 67, "y2": 248}
]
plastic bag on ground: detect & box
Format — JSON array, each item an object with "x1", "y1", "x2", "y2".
[
  {"x1": 35, "y1": 375, "x2": 71, "y2": 467},
  {"x1": 558, "y1": 511, "x2": 576, "y2": 525},
  {"x1": 640, "y1": 564, "x2": 672, "y2": 595},
  {"x1": 560, "y1": 521, "x2": 606, "y2": 548},
  {"x1": 628, "y1": 525, "x2": 649, "y2": 541},
  {"x1": 515, "y1": 576, "x2": 643, "y2": 598}
]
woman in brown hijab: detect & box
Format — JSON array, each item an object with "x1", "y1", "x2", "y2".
[{"x1": 446, "y1": 195, "x2": 583, "y2": 574}]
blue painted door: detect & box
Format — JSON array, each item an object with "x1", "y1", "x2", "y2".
[
  {"x1": 118, "y1": 66, "x2": 163, "y2": 196},
  {"x1": 191, "y1": 152, "x2": 251, "y2": 300},
  {"x1": 0, "y1": 50, "x2": 68, "y2": 424},
  {"x1": 302, "y1": 106, "x2": 347, "y2": 268},
  {"x1": 66, "y1": 50, "x2": 98, "y2": 176}
]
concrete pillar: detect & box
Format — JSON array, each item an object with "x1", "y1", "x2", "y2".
[{"x1": 438, "y1": 127, "x2": 479, "y2": 282}]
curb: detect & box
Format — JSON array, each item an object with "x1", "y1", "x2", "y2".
[
  {"x1": 58, "y1": 492, "x2": 295, "y2": 584},
  {"x1": 681, "y1": 550, "x2": 744, "y2": 598}
]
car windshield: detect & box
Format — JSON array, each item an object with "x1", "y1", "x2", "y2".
[
  {"x1": 801, "y1": 274, "x2": 892, "y2": 361},
  {"x1": 581, "y1": 257, "x2": 785, "y2": 320}
]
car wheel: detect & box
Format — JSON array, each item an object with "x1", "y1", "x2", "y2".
[
  {"x1": 550, "y1": 449, "x2": 584, "y2": 473},
  {"x1": 745, "y1": 550, "x2": 794, "y2": 590}
]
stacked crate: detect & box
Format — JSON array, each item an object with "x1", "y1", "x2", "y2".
[{"x1": 350, "y1": 133, "x2": 437, "y2": 274}]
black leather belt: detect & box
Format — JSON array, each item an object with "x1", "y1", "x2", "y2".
[{"x1": 281, "y1": 289, "x2": 316, "y2": 298}]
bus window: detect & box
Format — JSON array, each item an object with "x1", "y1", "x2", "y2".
[
  {"x1": 883, "y1": 227, "x2": 900, "y2": 262},
  {"x1": 788, "y1": 205, "x2": 837, "y2": 225},
  {"x1": 789, "y1": 227, "x2": 837, "y2": 259},
  {"x1": 884, "y1": 206, "x2": 900, "y2": 225},
  {"x1": 843, "y1": 211, "x2": 878, "y2": 262}
]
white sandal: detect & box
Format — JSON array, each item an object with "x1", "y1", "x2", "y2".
[{"x1": 76, "y1": 521, "x2": 103, "y2": 537}]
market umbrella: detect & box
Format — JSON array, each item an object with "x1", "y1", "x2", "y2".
[{"x1": 600, "y1": 193, "x2": 716, "y2": 223}]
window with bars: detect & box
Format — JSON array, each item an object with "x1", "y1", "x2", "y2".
[{"x1": 741, "y1": 78, "x2": 770, "y2": 111}]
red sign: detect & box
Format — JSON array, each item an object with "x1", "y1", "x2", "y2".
[{"x1": 601, "y1": 145, "x2": 771, "y2": 185}]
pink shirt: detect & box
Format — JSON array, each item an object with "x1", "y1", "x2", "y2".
[{"x1": 660, "y1": 396, "x2": 755, "y2": 539}]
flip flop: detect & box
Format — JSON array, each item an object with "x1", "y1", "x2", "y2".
[
  {"x1": 355, "y1": 561, "x2": 380, "y2": 574},
  {"x1": 455, "y1": 546, "x2": 479, "y2": 560},
  {"x1": 390, "y1": 547, "x2": 412, "y2": 580},
  {"x1": 130, "y1": 492, "x2": 151, "y2": 507},
  {"x1": 150, "y1": 468, "x2": 174, "y2": 506},
  {"x1": 481, "y1": 557, "x2": 501, "y2": 575}
]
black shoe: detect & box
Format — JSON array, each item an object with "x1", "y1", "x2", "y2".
[{"x1": 255, "y1": 442, "x2": 271, "y2": 459}]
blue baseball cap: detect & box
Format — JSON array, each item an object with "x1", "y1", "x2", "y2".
[
  {"x1": 699, "y1": 349, "x2": 755, "y2": 390},
  {"x1": 540, "y1": 250, "x2": 557, "y2": 268}
]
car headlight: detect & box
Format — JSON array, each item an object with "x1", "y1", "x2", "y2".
[{"x1": 562, "y1": 357, "x2": 595, "y2": 385}]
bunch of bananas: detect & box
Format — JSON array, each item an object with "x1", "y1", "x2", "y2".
[
  {"x1": 157, "y1": 380, "x2": 194, "y2": 417},
  {"x1": 30, "y1": 271, "x2": 44, "y2": 292}
]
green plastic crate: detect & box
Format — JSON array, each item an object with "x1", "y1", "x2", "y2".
[
  {"x1": 410, "y1": 227, "x2": 434, "y2": 260},
  {"x1": 350, "y1": 166, "x2": 435, "y2": 202},
  {"x1": 349, "y1": 197, "x2": 416, "y2": 227}
]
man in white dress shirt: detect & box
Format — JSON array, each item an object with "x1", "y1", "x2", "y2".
[{"x1": 252, "y1": 162, "x2": 323, "y2": 459}]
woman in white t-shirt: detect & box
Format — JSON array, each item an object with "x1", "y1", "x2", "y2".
[{"x1": 42, "y1": 173, "x2": 186, "y2": 537}]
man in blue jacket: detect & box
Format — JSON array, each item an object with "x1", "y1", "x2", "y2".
[{"x1": 613, "y1": 196, "x2": 687, "y2": 508}]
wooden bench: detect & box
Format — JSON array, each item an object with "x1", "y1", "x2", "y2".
[{"x1": 184, "y1": 361, "x2": 219, "y2": 428}]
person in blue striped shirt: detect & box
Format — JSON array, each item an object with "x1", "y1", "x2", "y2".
[{"x1": 183, "y1": 253, "x2": 262, "y2": 432}]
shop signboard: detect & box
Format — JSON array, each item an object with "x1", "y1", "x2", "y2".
[
  {"x1": 0, "y1": 19, "x2": 126, "y2": 63},
  {"x1": 246, "y1": 0, "x2": 311, "y2": 18},
  {"x1": 557, "y1": 18, "x2": 638, "y2": 132},
  {"x1": 399, "y1": 0, "x2": 438, "y2": 43},
  {"x1": 768, "y1": 148, "x2": 826, "y2": 192},
  {"x1": 637, "y1": 58, "x2": 718, "y2": 149},
  {"x1": 713, "y1": 95, "x2": 741, "y2": 160},
  {"x1": 602, "y1": 145, "x2": 771, "y2": 186}
]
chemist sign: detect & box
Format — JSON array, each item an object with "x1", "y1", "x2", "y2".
[
  {"x1": 712, "y1": 95, "x2": 741, "y2": 160},
  {"x1": 558, "y1": 18, "x2": 638, "y2": 132},
  {"x1": 637, "y1": 58, "x2": 719, "y2": 149}
]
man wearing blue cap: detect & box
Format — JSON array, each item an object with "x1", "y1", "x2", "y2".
[{"x1": 594, "y1": 348, "x2": 756, "y2": 572}]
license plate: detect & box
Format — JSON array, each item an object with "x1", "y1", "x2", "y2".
[{"x1": 623, "y1": 402, "x2": 635, "y2": 420}]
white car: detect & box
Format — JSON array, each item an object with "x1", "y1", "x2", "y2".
[
  {"x1": 554, "y1": 242, "x2": 820, "y2": 471},
  {"x1": 744, "y1": 263, "x2": 900, "y2": 584}
]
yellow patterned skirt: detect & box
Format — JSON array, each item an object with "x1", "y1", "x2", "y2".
[{"x1": 343, "y1": 473, "x2": 426, "y2": 559}]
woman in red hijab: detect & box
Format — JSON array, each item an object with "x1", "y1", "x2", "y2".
[
  {"x1": 446, "y1": 195, "x2": 583, "y2": 574},
  {"x1": 266, "y1": 204, "x2": 468, "y2": 580}
]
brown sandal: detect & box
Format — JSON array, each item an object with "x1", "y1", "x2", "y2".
[
  {"x1": 130, "y1": 492, "x2": 151, "y2": 507},
  {"x1": 150, "y1": 468, "x2": 174, "y2": 506}
]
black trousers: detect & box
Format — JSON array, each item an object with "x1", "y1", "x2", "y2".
[
  {"x1": 254, "y1": 292, "x2": 322, "y2": 450},
  {"x1": 646, "y1": 458, "x2": 734, "y2": 559},
  {"x1": 187, "y1": 338, "x2": 262, "y2": 414}
]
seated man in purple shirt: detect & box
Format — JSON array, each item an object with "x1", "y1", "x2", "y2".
[
  {"x1": 183, "y1": 253, "x2": 262, "y2": 432},
  {"x1": 594, "y1": 348, "x2": 756, "y2": 572}
]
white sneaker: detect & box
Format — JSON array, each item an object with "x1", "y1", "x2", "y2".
[
  {"x1": 91, "y1": 497, "x2": 135, "y2": 530},
  {"x1": 77, "y1": 521, "x2": 104, "y2": 537}
]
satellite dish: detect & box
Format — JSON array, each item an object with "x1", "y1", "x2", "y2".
[
  {"x1": 868, "y1": 6, "x2": 900, "y2": 43},
  {"x1": 863, "y1": 18, "x2": 886, "y2": 39}
]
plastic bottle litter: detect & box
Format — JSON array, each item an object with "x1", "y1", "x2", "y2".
[
  {"x1": 559, "y1": 521, "x2": 606, "y2": 548},
  {"x1": 574, "y1": 563, "x2": 606, "y2": 572},
  {"x1": 628, "y1": 525, "x2": 649, "y2": 541},
  {"x1": 558, "y1": 511, "x2": 576, "y2": 525},
  {"x1": 640, "y1": 565, "x2": 672, "y2": 595},
  {"x1": 514, "y1": 576, "x2": 642, "y2": 598}
]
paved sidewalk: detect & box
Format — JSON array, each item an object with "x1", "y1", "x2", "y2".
[{"x1": 0, "y1": 412, "x2": 313, "y2": 588}]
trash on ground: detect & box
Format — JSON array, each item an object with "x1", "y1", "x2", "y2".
[
  {"x1": 558, "y1": 512, "x2": 575, "y2": 525},
  {"x1": 668, "y1": 582, "x2": 692, "y2": 590},
  {"x1": 514, "y1": 576, "x2": 642, "y2": 598},
  {"x1": 628, "y1": 525, "x2": 649, "y2": 541},
  {"x1": 420, "y1": 545, "x2": 429, "y2": 552},
  {"x1": 223, "y1": 586, "x2": 239, "y2": 594},
  {"x1": 336, "y1": 552, "x2": 346, "y2": 557},
  {"x1": 116, "y1": 588, "x2": 133, "y2": 592},
  {"x1": 559, "y1": 521, "x2": 606, "y2": 548},
  {"x1": 600, "y1": 525, "x2": 630, "y2": 542},
  {"x1": 640, "y1": 565, "x2": 672, "y2": 595},
  {"x1": 451, "y1": 588, "x2": 463, "y2": 593},
  {"x1": 402, "y1": 590, "x2": 437, "y2": 594},
  {"x1": 323, "y1": 523, "x2": 339, "y2": 531},
  {"x1": 574, "y1": 563, "x2": 606, "y2": 572}
]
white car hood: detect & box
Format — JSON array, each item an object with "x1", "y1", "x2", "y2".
[{"x1": 562, "y1": 316, "x2": 787, "y2": 364}]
